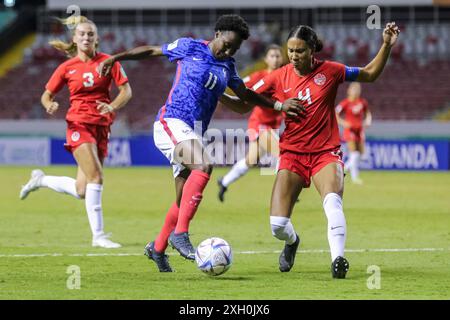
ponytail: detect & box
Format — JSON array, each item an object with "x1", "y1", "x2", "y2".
[{"x1": 49, "y1": 15, "x2": 97, "y2": 57}]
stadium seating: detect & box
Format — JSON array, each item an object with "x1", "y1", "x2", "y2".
[{"x1": 0, "y1": 23, "x2": 449, "y2": 128}]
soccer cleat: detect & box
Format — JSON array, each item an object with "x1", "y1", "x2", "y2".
[
  {"x1": 279, "y1": 234, "x2": 300, "y2": 272},
  {"x1": 20, "y1": 169, "x2": 45, "y2": 200},
  {"x1": 92, "y1": 232, "x2": 122, "y2": 248},
  {"x1": 331, "y1": 256, "x2": 350, "y2": 279},
  {"x1": 352, "y1": 178, "x2": 363, "y2": 185},
  {"x1": 169, "y1": 231, "x2": 195, "y2": 260},
  {"x1": 217, "y1": 178, "x2": 228, "y2": 202},
  {"x1": 144, "y1": 241, "x2": 173, "y2": 272}
]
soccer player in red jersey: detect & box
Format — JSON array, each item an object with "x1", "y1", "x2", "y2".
[
  {"x1": 336, "y1": 83, "x2": 372, "y2": 184},
  {"x1": 99, "y1": 15, "x2": 302, "y2": 272},
  {"x1": 19, "y1": 16, "x2": 132, "y2": 248},
  {"x1": 218, "y1": 45, "x2": 284, "y2": 202},
  {"x1": 221, "y1": 23, "x2": 399, "y2": 278}
]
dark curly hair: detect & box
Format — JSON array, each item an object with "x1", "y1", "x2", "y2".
[
  {"x1": 287, "y1": 25, "x2": 323, "y2": 53},
  {"x1": 214, "y1": 14, "x2": 250, "y2": 40}
]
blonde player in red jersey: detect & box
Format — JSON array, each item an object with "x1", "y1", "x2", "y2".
[
  {"x1": 221, "y1": 23, "x2": 399, "y2": 278},
  {"x1": 19, "y1": 16, "x2": 132, "y2": 248},
  {"x1": 336, "y1": 83, "x2": 372, "y2": 184},
  {"x1": 218, "y1": 45, "x2": 284, "y2": 202}
]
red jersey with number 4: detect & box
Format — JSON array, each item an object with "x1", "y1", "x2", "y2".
[
  {"x1": 253, "y1": 59, "x2": 346, "y2": 153},
  {"x1": 244, "y1": 70, "x2": 282, "y2": 128},
  {"x1": 45, "y1": 52, "x2": 129, "y2": 126},
  {"x1": 336, "y1": 98, "x2": 369, "y2": 130}
]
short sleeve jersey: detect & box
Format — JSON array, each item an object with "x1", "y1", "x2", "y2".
[
  {"x1": 253, "y1": 59, "x2": 347, "y2": 153},
  {"x1": 45, "y1": 52, "x2": 129, "y2": 126},
  {"x1": 156, "y1": 37, "x2": 244, "y2": 133},
  {"x1": 336, "y1": 98, "x2": 369, "y2": 130},
  {"x1": 244, "y1": 70, "x2": 282, "y2": 127}
]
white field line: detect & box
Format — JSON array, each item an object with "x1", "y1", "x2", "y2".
[{"x1": 0, "y1": 247, "x2": 448, "y2": 258}]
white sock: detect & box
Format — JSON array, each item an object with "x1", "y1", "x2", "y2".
[
  {"x1": 85, "y1": 183, "x2": 104, "y2": 238},
  {"x1": 40, "y1": 176, "x2": 80, "y2": 199},
  {"x1": 349, "y1": 151, "x2": 361, "y2": 181},
  {"x1": 270, "y1": 216, "x2": 297, "y2": 245},
  {"x1": 323, "y1": 193, "x2": 347, "y2": 261},
  {"x1": 222, "y1": 158, "x2": 249, "y2": 187}
]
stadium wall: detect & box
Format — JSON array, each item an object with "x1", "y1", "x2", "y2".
[{"x1": 0, "y1": 136, "x2": 448, "y2": 171}]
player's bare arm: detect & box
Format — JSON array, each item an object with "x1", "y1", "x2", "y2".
[
  {"x1": 231, "y1": 83, "x2": 306, "y2": 117},
  {"x1": 357, "y1": 22, "x2": 400, "y2": 82},
  {"x1": 99, "y1": 45, "x2": 164, "y2": 77},
  {"x1": 336, "y1": 111, "x2": 350, "y2": 128},
  {"x1": 40, "y1": 89, "x2": 59, "y2": 115},
  {"x1": 219, "y1": 93, "x2": 253, "y2": 114},
  {"x1": 364, "y1": 110, "x2": 372, "y2": 127},
  {"x1": 97, "y1": 83, "x2": 132, "y2": 115}
]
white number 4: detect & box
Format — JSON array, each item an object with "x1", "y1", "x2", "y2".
[
  {"x1": 83, "y1": 72, "x2": 94, "y2": 87},
  {"x1": 298, "y1": 88, "x2": 312, "y2": 105}
]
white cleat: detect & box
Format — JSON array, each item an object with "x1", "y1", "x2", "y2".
[
  {"x1": 92, "y1": 232, "x2": 122, "y2": 249},
  {"x1": 20, "y1": 169, "x2": 45, "y2": 200},
  {"x1": 352, "y1": 178, "x2": 364, "y2": 185}
]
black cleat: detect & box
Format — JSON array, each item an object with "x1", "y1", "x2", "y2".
[
  {"x1": 217, "y1": 178, "x2": 227, "y2": 202},
  {"x1": 279, "y1": 234, "x2": 300, "y2": 272},
  {"x1": 169, "y1": 232, "x2": 196, "y2": 261},
  {"x1": 144, "y1": 241, "x2": 173, "y2": 272},
  {"x1": 331, "y1": 256, "x2": 349, "y2": 279}
]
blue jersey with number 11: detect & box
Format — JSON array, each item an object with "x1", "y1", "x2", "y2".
[{"x1": 156, "y1": 37, "x2": 243, "y2": 133}]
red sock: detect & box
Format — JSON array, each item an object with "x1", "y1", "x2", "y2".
[
  {"x1": 154, "y1": 202, "x2": 179, "y2": 252},
  {"x1": 174, "y1": 170, "x2": 210, "y2": 234}
]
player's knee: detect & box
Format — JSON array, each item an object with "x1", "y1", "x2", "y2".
[{"x1": 76, "y1": 186, "x2": 86, "y2": 199}]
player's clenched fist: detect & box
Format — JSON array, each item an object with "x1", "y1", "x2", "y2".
[
  {"x1": 383, "y1": 22, "x2": 400, "y2": 47},
  {"x1": 45, "y1": 101, "x2": 59, "y2": 115}
]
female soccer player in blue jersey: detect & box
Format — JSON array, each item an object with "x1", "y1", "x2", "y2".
[{"x1": 99, "y1": 14, "x2": 303, "y2": 272}]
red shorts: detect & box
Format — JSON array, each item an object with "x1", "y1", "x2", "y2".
[
  {"x1": 343, "y1": 128, "x2": 365, "y2": 143},
  {"x1": 65, "y1": 121, "x2": 111, "y2": 159},
  {"x1": 247, "y1": 120, "x2": 280, "y2": 142},
  {"x1": 278, "y1": 148, "x2": 344, "y2": 188}
]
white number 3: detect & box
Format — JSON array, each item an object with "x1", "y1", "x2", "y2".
[{"x1": 83, "y1": 72, "x2": 94, "y2": 87}]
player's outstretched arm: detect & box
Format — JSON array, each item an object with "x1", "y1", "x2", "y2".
[
  {"x1": 231, "y1": 83, "x2": 306, "y2": 117},
  {"x1": 41, "y1": 90, "x2": 59, "y2": 115},
  {"x1": 99, "y1": 45, "x2": 163, "y2": 77},
  {"x1": 219, "y1": 93, "x2": 253, "y2": 114},
  {"x1": 357, "y1": 22, "x2": 400, "y2": 82}
]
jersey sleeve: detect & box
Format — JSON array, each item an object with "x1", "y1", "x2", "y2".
[
  {"x1": 162, "y1": 37, "x2": 193, "y2": 62},
  {"x1": 362, "y1": 98, "x2": 369, "y2": 112},
  {"x1": 111, "y1": 61, "x2": 129, "y2": 86},
  {"x1": 45, "y1": 64, "x2": 66, "y2": 94},
  {"x1": 243, "y1": 71, "x2": 263, "y2": 88},
  {"x1": 227, "y1": 61, "x2": 244, "y2": 91},
  {"x1": 252, "y1": 71, "x2": 278, "y2": 100},
  {"x1": 327, "y1": 61, "x2": 346, "y2": 84},
  {"x1": 335, "y1": 99, "x2": 347, "y2": 114}
]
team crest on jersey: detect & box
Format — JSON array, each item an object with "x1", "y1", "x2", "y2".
[
  {"x1": 71, "y1": 131, "x2": 80, "y2": 142},
  {"x1": 314, "y1": 73, "x2": 326, "y2": 86}
]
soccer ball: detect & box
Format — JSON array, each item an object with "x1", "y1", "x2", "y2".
[{"x1": 195, "y1": 237, "x2": 232, "y2": 276}]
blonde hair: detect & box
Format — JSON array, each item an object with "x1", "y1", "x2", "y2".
[{"x1": 49, "y1": 15, "x2": 98, "y2": 57}]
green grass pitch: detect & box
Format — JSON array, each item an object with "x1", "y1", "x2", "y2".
[{"x1": 0, "y1": 166, "x2": 449, "y2": 299}]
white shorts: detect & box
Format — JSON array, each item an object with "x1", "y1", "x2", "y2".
[{"x1": 153, "y1": 118, "x2": 201, "y2": 177}]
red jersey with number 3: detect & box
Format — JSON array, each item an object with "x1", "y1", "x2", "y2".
[
  {"x1": 244, "y1": 70, "x2": 282, "y2": 128},
  {"x1": 336, "y1": 98, "x2": 369, "y2": 130},
  {"x1": 45, "y1": 52, "x2": 129, "y2": 126},
  {"x1": 253, "y1": 59, "x2": 346, "y2": 153}
]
